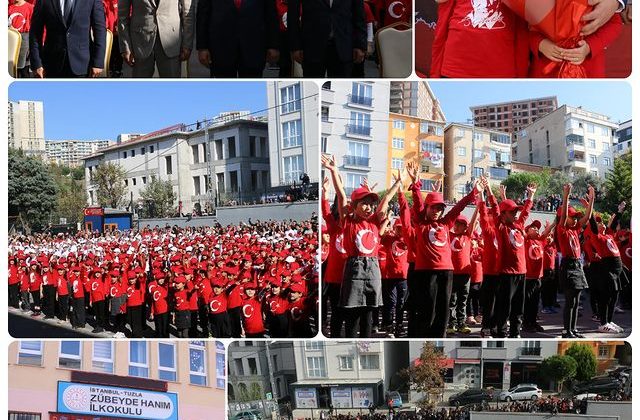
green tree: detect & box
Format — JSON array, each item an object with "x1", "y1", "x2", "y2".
[
  {"x1": 49, "y1": 163, "x2": 86, "y2": 224},
  {"x1": 501, "y1": 171, "x2": 548, "y2": 200},
  {"x1": 565, "y1": 343, "x2": 597, "y2": 382},
  {"x1": 248, "y1": 383, "x2": 263, "y2": 401},
  {"x1": 545, "y1": 171, "x2": 572, "y2": 197},
  {"x1": 139, "y1": 178, "x2": 177, "y2": 218},
  {"x1": 604, "y1": 152, "x2": 632, "y2": 226},
  {"x1": 541, "y1": 355, "x2": 577, "y2": 392},
  {"x1": 400, "y1": 342, "x2": 446, "y2": 407},
  {"x1": 573, "y1": 172, "x2": 604, "y2": 198},
  {"x1": 93, "y1": 162, "x2": 127, "y2": 208},
  {"x1": 8, "y1": 148, "x2": 58, "y2": 233}
]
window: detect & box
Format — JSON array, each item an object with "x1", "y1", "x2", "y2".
[
  {"x1": 131, "y1": 150, "x2": 135, "y2": 157},
  {"x1": 124, "y1": 179, "x2": 128, "y2": 187},
  {"x1": 360, "y1": 354, "x2": 380, "y2": 370},
  {"x1": 391, "y1": 158, "x2": 404, "y2": 170},
  {"x1": 216, "y1": 341, "x2": 225, "y2": 389},
  {"x1": 600, "y1": 126, "x2": 610, "y2": 136},
  {"x1": 392, "y1": 137, "x2": 404, "y2": 149},
  {"x1": 18, "y1": 341, "x2": 42, "y2": 366},
  {"x1": 234, "y1": 359, "x2": 244, "y2": 376},
  {"x1": 190, "y1": 341, "x2": 208, "y2": 386},
  {"x1": 603, "y1": 143, "x2": 610, "y2": 151},
  {"x1": 306, "y1": 356, "x2": 326, "y2": 377},
  {"x1": 351, "y1": 82, "x2": 373, "y2": 106},
  {"x1": 603, "y1": 157, "x2": 611, "y2": 166},
  {"x1": 283, "y1": 155, "x2": 304, "y2": 183},
  {"x1": 589, "y1": 155, "x2": 598, "y2": 165},
  {"x1": 460, "y1": 341, "x2": 482, "y2": 348},
  {"x1": 420, "y1": 179, "x2": 435, "y2": 191},
  {"x1": 92, "y1": 341, "x2": 114, "y2": 373},
  {"x1": 193, "y1": 176, "x2": 201, "y2": 195},
  {"x1": 321, "y1": 136, "x2": 328, "y2": 153},
  {"x1": 456, "y1": 184, "x2": 467, "y2": 195},
  {"x1": 132, "y1": 178, "x2": 136, "y2": 186},
  {"x1": 489, "y1": 167, "x2": 509, "y2": 180},
  {"x1": 282, "y1": 120, "x2": 302, "y2": 148},
  {"x1": 339, "y1": 356, "x2": 354, "y2": 370},
  {"x1": 349, "y1": 112, "x2": 372, "y2": 135},
  {"x1": 123, "y1": 151, "x2": 127, "y2": 158},
  {"x1": 59, "y1": 341, "x2": 82, "y2": 369},
  {"x1": 457, "y1": 147, "x2": 466, "y2": 156},
  {"x1": 158, "y1": 342, "x2": 177, "y2": 382},
  {"x1": 150, "y1": 145, "x2": 154, "y2": 153},
  {"x1": 228, "y1": 137, "x2": 237, "y2": 158},
  {"x1": 421, "y1": 140, "x2": 443, "y2": 155},
  {"x1": 473, "y1": 132, "x2": 483, "y2": 142},
  {"x1": 141, "y1": 147, "x2": 145, "y2": 155},
  {"x1": 473, "y1": 167, "x2": 484, "y2": 178},
  {"x1": 142, "y1": 176, "x2": 147, "y2": 184},
  {"x1": 129, "y1": 341, "x2": 149, "y2": 378},
  {"x1": 192, "y1": 145, "x2": 200, "y2": 163},
  {"x1": 305, "y1": 342, "x2": 323, "y2": 350},
  {"x1": 586, "y1": 123, "x2": 595, "y2": 133},
  {"x1": 588, "y1": 139, "x2": 596, "y2": 149},
  {"x1": 473, "y1": 149, "x2": 484, "y2": 159},
  {"x1": 9, "y1": 413, "x2": 42, "y2": 420},
  {"x1": 345, "y1": 173, "x2": 366, "y2": 194},
  {"x1": 321, "y1": 107, "x2": 329, "y2": 122},
  {"x1": 280, "y1": 83, "x2": 301, "y2": 113},
  {"x1": 248, "y1": 358, "x2": 258, "y2": 375},
  {"x1": 456, "y1": 128, "x2": 466, "y2": 137},
  {"x1": 420, "y1": 122, "x2": 444, "y2": 136},
  {"x1": 393, "y1": 120, "x2": 405, "y2": 130},
  {"x1": 458, "y1": 165, "x2": 467, "y2": 174},
  {"x1": 165, "y1": 156, "x2": 173, "y2": 175},
  {"x1": 598, "y1": 346, "x2": 611, "y2": 358}
]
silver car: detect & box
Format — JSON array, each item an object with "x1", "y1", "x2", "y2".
[{"x1": 499, "y1": 384, "x2": 543, "y2": 402}]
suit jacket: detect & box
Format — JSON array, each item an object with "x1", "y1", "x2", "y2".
[
  {"x1": 195, "y1": 0, "x2": 278, "y2": 71},
  {"x1": 118, "y1": 0, "x2": 194, "y2": 60},
  {"x1": 29, "y1": 0, "x2": 106, "y2": 75},
  {"x1": 288, "y1": 0, "x2": 366, "y2": 64}
]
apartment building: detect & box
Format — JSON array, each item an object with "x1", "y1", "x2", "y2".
[
  {"x1": 614, "y1": 119, "x2": 632, "y2": 156},
  {"x1": 389, "y1": 81, "x2": 446, "y2": 122},
  {"x1": 8, "y1": 100, "x2": 46, "y2": 157},
  {"x1": 46, "y1": 139, "x2": 114, "y2": 167}
]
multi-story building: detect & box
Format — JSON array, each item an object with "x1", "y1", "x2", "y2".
[
  {"x1": 515, "y1": 105, "x2": 618, "y2": 178},
  {"x1": 387, "y1": 113, "x2": 445, "y2": 191},
  {"x1": 321, "y1": 81, "x2": 391, "y2": 196},
  {"x1": 389, "y1": 81, "x2": 446, "y2": 122},
  {"x1": 227, "y1": 341, "x2": 297, "y2": 403},
  {"x1": 614, "y1": 119, "x2": 632, "y2": 156},
  {"x1": 470, "y1": 97, "x2": 557, "y2": 147},
  {"x1": 84, "y1": 118, "x2": 270, "y2": 213},
  {"x1": 557, "y1": 341, "x2": 627, "y2": 374},
  {"x1": 8, "y1": 100, "x2": 46, "y2": 157},
  {"x1": 8, "y1": 340, "x2": 225, "y2": 420},
  {"x1": 46, "y1": 139, "x2": 114, "y2": 167},
  {"x1": 443, "y1": 123, "x2": 512, "y2": 202},
  {"x1": 266, "y1": 82, "x2": 319, "y2": 190},
  {"x1": 291, "y1": 341, "x2": 387, "y2": 410}
]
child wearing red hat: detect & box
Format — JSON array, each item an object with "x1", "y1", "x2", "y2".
[
  {"x1": 41, "y1": 262, "x2": 56, "y2": 319},
  {"x1": 287, "y1": 281, "x2": 315, "y2": 337},
  {"x1": 523, "y1": 219, "x2": 555, "y2": 333},
  {"x1": 264, "y1": 278, "x2": 289, "y2": 338},
  {"x1": 55, "y1": 265, "x2": 70, "y2": 323},
  {"x1": 8, "y1": 257, "x2": 20, "y2": 309},
  {"x1": 241, "y1": 281, "x2": 265, "y2": 338},
  {"x1": 208, "y1": 277, "x2": 230, "y2": 338},
  {"x1": 108, "y1": 268, "x2": 128, "y2": 336},
  {"x1": 69, "y1": 266, "x2": 86, "y2": 329},
  {"x1": 89, "y1": 270, "x2": 108, "y2": 333},
  {"x1": 148, "y1": 272, "x2": 170, "y2": 338},
  {"x1": 126, "y1": 271, "x2": 146, "y2": 338},
  {"x1": 28, "y1": 263, "x2": 42, "y2": 317},
  {"x1": 173, "y1": 276, "x2": 193, "y2": 338}
]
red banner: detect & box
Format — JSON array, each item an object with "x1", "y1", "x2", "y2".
[{"x1": 84, "y1": 207, "x2": 104, "y2": 216}]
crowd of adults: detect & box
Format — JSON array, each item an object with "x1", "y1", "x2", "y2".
[{"x1": 8, "y1": 219, "x2": 318, "y2": 338}]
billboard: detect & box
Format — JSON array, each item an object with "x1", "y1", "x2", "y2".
[
  {"x1": 351, "y1": 386, "x2": 374, "y2": 408},
  {"x1": 294, "y1": 388, "x2": 318, "y2": 409},
  {"x1": 57, "y1": 381, "x2": 178, "y2": 420},
  {"x1": 330, "y1": 387, "x2": 353, "y2": 408}
]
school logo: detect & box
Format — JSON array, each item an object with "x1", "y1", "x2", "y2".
[
  {"x1": 427, "y1": 226, "x2": 448, "y2": 247},
  {"x1": 62, "y1": 385, "x2": 90, "y2": 411},
  {"x1": 508, "y1": 229, "x2": 524, "y2": 248},
  {"x1": 606, "y1": 238, "x2": 620, "y2": 255},
  {"x1": 528, "y1": 243, "x2": 542, "y2": 260},
  {"x1": 450, "y1": 237, "x2": 465, "y2": 252},
  {"x1": 391, "y1": 240, "x2": 407, "y2": 257},
  {"x1": 355, "y1": 229, "x2": 378, "y2": 255},
  {"x1": 335, "y1": 233, "x2": 347, "y2": 254},
  {"x1": 387, "y1": 1, "x2": 406, "y2": 19},
  {"x1": 461, "y1": 0, "x2": 505, "y2": 30},
  {"x1": 242, "y1": 304, "x2": 254, "y2": 318}
]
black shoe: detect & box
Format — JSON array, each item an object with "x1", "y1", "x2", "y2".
[
  {"x1": 522, "y1": 324, "x2": 536, "y2": 333},
  {"x1": 572, "y1": 330, "x2": 585, "y2": 338},
  {"x1": 562, "y1": 331, "x2": 576, "y2": 338},
  {"x1": 534, "y1": 323, "x2": 545, "y2": 332}
]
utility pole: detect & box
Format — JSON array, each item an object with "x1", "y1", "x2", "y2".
[{"x1": 265, "y1": 341, "x2": 280, "y2": 419}]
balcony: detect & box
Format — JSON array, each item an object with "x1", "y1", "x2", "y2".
[
  {"x1": 482, "y1": 347, "x2": 507, "y2": 360},
  {"x1": 456, "y1": 348, "x2": 481, "y2": 359},
  {"x1": 348, "y1": 94, "x2": 374, "y2": 107},
  {"x1": 519, "y1": 347, "x2": 543, "y2": 360},
  {"x1": 565, "y1": 134, "x2": 585, "y2": 147},
  {"x1": 346, "y1": 124, "x2": 372, "y2": 138},
  {"x1": 343, "y1": 155, "x2": 370, "y2": 168}
]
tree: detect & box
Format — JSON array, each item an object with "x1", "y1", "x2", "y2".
[
  {"x1": 8, "y1": 148, "x2": 58, "y2": 233},
  {"x1": 540, "y1": 355, "x2": 577, "y2": 392},
  {"x1": 139, "y1": 178, "x2": 176, "y2": 218},
  {"x1": 604, "y1": 152, "x2": 632, "y2": 226},
  {"x1": 93, "y1": 162, "x2": 127, "y2": 208},
  {"x1": 565, "y1": 343, "x2": 597, "y2": 382},
  {"x1": 500, "y1": 171, "x2": 548, "y2": 201},
  {"x1": 400, "y1": 342, "x2": 446, "y2": 407},
  {"x1": 545, "y1": 171, "x2": 572, "y2": 197},
  {"x1": 573, "y1": 172, "x2": 604, "y2": 198},
  {"x1": 49, "y1": 163, "x2": 86, "y2": 224},
  {"x1": 248, "y1": 383, "x2": 263, "y2": 401}
]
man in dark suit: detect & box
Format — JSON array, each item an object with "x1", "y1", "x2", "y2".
[
  {"x1": 288, "y1": 0, "x2": 366, "y2": 77},
  {"x1": 196, "y1": 0, "x2": 279, "y2": 78},
  {"x1": 29, "y1": 0, "x2": 106, "y2": 77}
]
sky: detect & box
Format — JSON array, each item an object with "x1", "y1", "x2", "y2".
[
  {"x1": 9, "y1": 81, "x2": 268, "y2": 139},
  {"x1": 429, "y1": 81, "x2": 632, "y2": 124}
]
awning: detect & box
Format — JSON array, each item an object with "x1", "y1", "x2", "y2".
[
  {"x1": 442, "y1": 358, "x2": 455, "y2": 369},
  {"x1": 455, "y1": 359, "x2": 481, "y2": 364},
  {"x1": 291, "y1": 379, "x2": 382, "y2": 387}
]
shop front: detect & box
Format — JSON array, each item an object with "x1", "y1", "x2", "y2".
[{"x1": 291, "y1": 380, "x2": 384, "y2": 411}]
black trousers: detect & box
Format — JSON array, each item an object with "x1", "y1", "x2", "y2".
[
  {"x1": 30, "y1": 290, "x2": 42, "y2": 312},
  {"x1": 71, "y1": 296, "x2": 86, "y2": 327},
  {"x1": 598, "y1": 257, "x2": 623, "y2": 325},
  {"x1": 57, "y1": 295, "x2": 69, "y2": 321},
  {"x1": 189, "y1": 309, "x2": 200, "y2": 337},
  {"x1": 210, "y1": 49, "x2": 264, "y2": 78},
  {"x1": 585, "y1": 262, "x2": 600, "y2": 316},
  {"x1": 8, "y1": 283, "x2": 20, "y2": 308},
  {"x1": 466, "y1": 282, "x2": 481, "y2": 317},
  {"x1": 449, "y1": 274, "x2": 470, "y2": 328},
  {"x1": 42, "y1": 285, "x2": 56, "y2": 317},
  {"x1": 494, "y1": 274, "x2": 525, "y2": 337},
  {"x1": 228, "y1": 306, "x2": 243, "y2": 337},
  {"x1": 480, "y1": 274, "x2": 500, "y2": 330},
  {"x1": 408, "y1": 269, "x2": 453, "y2": 338},
  {"x1": 154, "y1": 312, "x2": 170, "y2": 338},
  {"x1": 540, "y1": 269, "x2": 557, "y2": 308},
  {"x1": 303, "y1": 40, "x2": 352, "y2": 78},
  {"x1": 324, "y1": 282, "x2": 344, "y2": 337},
  {"x1": 344, "y1": 307, "x2": 373, "y2": 338},
  {"x1": 93, "y1": 300, "x2": 106, "y2": 329},
  {"x1": 268, "y1": 313, "x2": 289, "y2": 338},
  {"x1": 44, "y1": 53, "x2": 87, "y2": 77},
  {"x1": 523, "y1": 279, "x2": 542, "y2": 326},
  {"x1": 278, "y1": 31, "x2": 292, "y2": 77},
  {"x1": 210, "y1": 312, "x2": 231, "y2": 338},
  {"x1": 128, "y1": 305, "x2": 144, "y2": 337},
  {"x1": 382, "y1": 278, "x2": 408, "y2": 328},
  {"x1": 564, "y1": 288, "x2": 582, "y2": 332},
  {"x1": 291, "y1": 319, "x2": 314, "y2": 337}
]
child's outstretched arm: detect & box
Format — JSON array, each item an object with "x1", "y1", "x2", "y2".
[
  {"x1": 321, "y1": 154, "x2": 348, "y2": 222},
  {"x1": 377, "y1": 169, "x2": 404, "y2": 222}
]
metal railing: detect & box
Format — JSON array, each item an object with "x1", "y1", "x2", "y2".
[
  {"x1": 346, "y1": 124, "x2": 372, "y2": 136},
  {"x1": 343, "y1": 155, "x2": 370, "y2": 167},
  {"x1": 348, "y1": 94, "x2": 373, "y2": 106}
]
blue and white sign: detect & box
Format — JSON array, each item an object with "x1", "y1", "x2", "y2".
[{"x1": 57, "y1": 381, "x2": 178, "y2": 420}]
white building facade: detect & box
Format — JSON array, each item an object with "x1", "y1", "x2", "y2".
[
  {"x1": 84, "y1": 120, "x2": 270, "y2": 213},
  {"x1": 8, "y1": 100, "x2": 46, "y2": 157},
  {"x1": 46, "y1": 139, "x2": 114, "y2": 167},
  {"x1": 614, "y1": 119, "x2": 632, "y2": 157},
  {"x1": 266, "y1": 82, "x2": 319, "y2": 190},
  {"x1": 516, "y1": 105, "x2": 618, "y2": 178},
  {"x1": 321, "y1": 81, "x2": 391, "y2": 196}
]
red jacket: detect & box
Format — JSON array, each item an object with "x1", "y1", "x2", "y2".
[
  {"x1": 242, "y1": 297, "x2": 265, "y2": 334},
  {"x1": 478, "y1": 197, "x2": 500, "y2": 276},
  {"x1": 497, "y1": 200, "x2": 533, "y2": 275}
]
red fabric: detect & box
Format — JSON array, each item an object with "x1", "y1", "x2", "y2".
[
  {"x1": 582, "y1": 229, "x2": 600, "y2": 263},
  {"x1": 266, "y1": 294, "x2": 288, "y2": 315},
  {"x1": 234, "y1": 0, "x2": 242, "y2": 9},
  {"x1": 342, "y1": 215, "x2": 381, "y2": 258},
  {"x1": 57, "y1": 272, "x2": 69, "y2": 296},
  {"x1": 8, "y1": 2, "x2": 34, "y2": 33},
  {"x1": 126, "y1": 283, "x2": 145, "y2": 307},
  {"x1": 450, "y1": 231, "x2": 472, "y2": 275},
  {"x1": 478, "y1": 198, "x2": 501, "y2": 276},
  {"x1": 41, "y1": 272, "x2": 52, "y2": 287},
  {"x1": 242, "y1": 297, "x2": 265, "y2": 334},
  {"x1": 470, "y1": 247, "x2": 483, "y2": 283},
  {"x1": 543, "y1": 243, "x2": 557, "y2": 270},
  {"x1": 589, "y1": 229, "x2": 621, "y2": 259},
  {"x1": 28, "y1": 271, "x2": 41, "y2": 292},
  {"x1": 71, "y1": 275, "x2": 84, "y2": 298},
  {"x1": 208, "y1": 292, "x2": 228, "y2": 314},
  {"x1": 364, "y1": 1, "x2": 375, "y2": 24},
  {"x1": 525, "y1": 237, "x2": 545, "y2": 279},
  {"x1": 101, "y1": 0, "x2": 118, "y2": 33},
  {"x1": 174, "y1": 289, "x2": 191, "y2": 311},
  {"x1": 288, "y1": 296, "x2": 313, "y2": 324},
  {"x1": 616, "y1": 232, "x2": 631, "y2": 270},
  {"x1": 380, "y1": 234, "x2": 409, "y2": 279},
  {"x1": 556, "y1": 224, "x2": 582, "y2": 259},
  {"x1": 9, "y1": 265, "x2": 19, "y2": 285},
  {"x1": 227, "y1": 284, "x2": 244, "y2": 308},
  {"x1": 381, "y1": 0, "x2": 411, "y2": 26},
  {"x1": 89, "y1": 276, "x2": 106, "y2": 303},
  {"x1": 149, "y1": 282, "x2": 169, "y2": 315},
  {"x1": 497, "y1": 199, "x2": 533, "y2": 275}
]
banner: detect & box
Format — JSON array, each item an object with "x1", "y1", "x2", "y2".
[
  {"x1": 351, "y1": 386, "x2": 374, "y2": 408},
  {"x1": 294, "y1": 388, "x2": 318, "y2": 409},
  {"x1": 57, "y1": 381, "x2": 178, "y2": 420},
  {"x1": 330, "y1": 387, "x2": 353, "y2": 408}
]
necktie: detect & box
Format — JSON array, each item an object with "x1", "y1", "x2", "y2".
[{"x1": 64, "y1": 0, "x2": 74, "y2": 23}]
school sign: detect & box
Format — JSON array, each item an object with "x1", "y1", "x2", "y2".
[{"x1": 57, "y1": 381, "x2": 179, "y2": 420}]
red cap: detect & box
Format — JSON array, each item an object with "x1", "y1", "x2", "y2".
[
  {"x1": 174, "y1": 275, "x2": 187, "y2": 284},
  {"x1": 212, "y1": 278, "x2": 226, "y2": 288},
  {"x1": 424, "y1": 192, "x2": 445, "y2": 207},
  {"x1": 526, "y1": 220, "x2": 542, "y2": 230},
  {"x1": 244, "y1": 280, "x2": 258, "y2": 290},
  {"x1": 128, "y1": 271, "x2": 137, "y2": 279},
  {"x1": 350, "y1": 187, "x2": 379, "y2": 203},
  {"x1": 455, "y1": 215, "x2": 469, "y2": 225},
  {"x1": 269, "y1": 278, "x2": 282, "y2": 287},
  {"x1": 499, "y1": 199, "x2": 522, "y2": 213},
  {"x1": 289, "y1": 282, "x2": 305, "y2": 294}
]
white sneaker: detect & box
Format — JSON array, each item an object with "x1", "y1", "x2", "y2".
[
  {"x1": 598, "y1": 324, "x2": 615, "y2": 333},
  {"x1": 610, "y1": 322, "x2": 624, "y2": 333},
  {"x1": 113, "y1": 332, "x2": 126, "y2": 339}
]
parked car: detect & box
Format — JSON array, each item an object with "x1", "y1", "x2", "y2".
[
  {"x1": 448, "y1": 389, "x2": 494, "y2": 407},
  {"x1": 386, "y1": 391, "x2": 403, "y2": 408},
  {"x1": 498, "y1": 384, "x2": 543, "y2": 402},
  {"x1": 231, "y1": 410, "x2": 263, "y2": 420},
  {"x1": 608, "y1": 366, "x2": 631, "y2": 382},
  {"x1": 573, "y1": 376, "x2": 623, "y2": 396}
]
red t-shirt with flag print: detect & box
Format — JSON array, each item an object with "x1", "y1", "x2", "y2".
[
  {"x1": 208, "y1": 292, "x2": 228, "y2": 314},
  {"x1": 242, "y1": 297, "x2": 265, "y2": 334},
  {"x1": 450, "y1": 231, "x2": 472, "y2": 275},
  {"x1": 342, "y1": 215, "x2": 382, "y2": 258},
  {"x1": 525, "y1": 237, "x2": 545, "y2": 280},
  {"x1": 8, "y1": 2, "x2": 34, "y2": 33},
  {"x1": 497, "y1": 199, "x2": 533, "y2": 275},
  {"x1": 556, "y1": 224, "x2": 582, "y2": 260}
]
